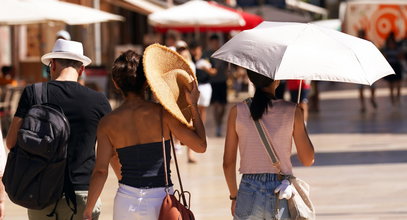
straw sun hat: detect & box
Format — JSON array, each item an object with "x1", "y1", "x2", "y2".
[{"x1": 143, "y1": 43, "x2": 197, "y2": 128}]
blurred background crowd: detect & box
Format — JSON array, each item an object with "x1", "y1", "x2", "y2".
[{"x1": 1, "y1": 0, "x2": 407, "y2": 140}]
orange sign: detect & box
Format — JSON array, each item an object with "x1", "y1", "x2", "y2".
[{"x1": 343, "y1": 2, "x2": 407, "y2": 47}]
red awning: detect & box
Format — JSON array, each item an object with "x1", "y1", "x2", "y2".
[{"x1": 153, "y1": 1, "x2": 263, "y2": 33}]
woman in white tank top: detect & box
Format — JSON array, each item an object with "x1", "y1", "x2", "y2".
[{"x1": 223, "y1": 70, "x2": 315, "y2": 220}]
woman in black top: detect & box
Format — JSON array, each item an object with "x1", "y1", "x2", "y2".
[{"x1": 83, "y1": 50, "x2": 206, "y2": 220}]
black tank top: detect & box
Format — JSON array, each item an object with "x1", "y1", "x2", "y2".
[{"x1": 116, "y1": 140, "x2": 173, "y2": 188}]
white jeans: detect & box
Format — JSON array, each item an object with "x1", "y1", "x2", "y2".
[{"x1": 113, "y1": 184, "x2": 173, "y2": 220}]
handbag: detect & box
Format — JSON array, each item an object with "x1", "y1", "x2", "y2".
[
  {"x1": 158, "y1": 110, "x2": 195, "y2": 220},
  {"x1": 246, "y1": 100, "x2": 316, "y2": 220}
]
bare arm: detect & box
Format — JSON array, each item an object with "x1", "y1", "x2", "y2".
[
  {"x1": 6, "y1": 117, "x2": 23, "y2": 150},
  {"x1": 202, "y1": 67, "x2": 217, "y2": 76},
  {"x1": 293, "y1": 106, "x2": 315, "y2": 166},
  {"x1": 223, "y1": 106, "x2": 238, "y2": 216},
  {"x1": 166, "y1": 81, "x2": 206, "y2": 153},
  {"x1": 83, "y1": 121, "x2": 114, "y2": 219},
  {"x1": 110, "y1": 153, "x2": 122, "y2": 180}
]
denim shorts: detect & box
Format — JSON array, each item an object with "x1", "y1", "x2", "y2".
[{"x1": 234, "y1": 173, "x2": 290, "y2": 220}]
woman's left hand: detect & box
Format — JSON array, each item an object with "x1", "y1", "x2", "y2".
[
  {"x1": 231, "y1": 200, "x2": 236, "y2": 217},
  {"x1": 83, "y1": 209, "x2": 92, "y2": 220}
]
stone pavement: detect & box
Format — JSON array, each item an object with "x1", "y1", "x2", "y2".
[{"x1": 3, "y1": 80, "x2": 407, "y2": 219}]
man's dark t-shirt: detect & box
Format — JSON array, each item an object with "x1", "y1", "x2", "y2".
[{"x1": 15, "y1": 81, "x2": 112, "y2": 190}]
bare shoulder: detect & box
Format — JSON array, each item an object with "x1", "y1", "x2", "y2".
[
  {"x1": 97, "y1": 106, "x2": 128, "y2": 132},
  {"x1": 97, "y1": 112, "x2": 116, "y2": 133}
]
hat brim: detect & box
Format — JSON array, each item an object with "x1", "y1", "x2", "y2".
[
  {"x1": 41, "y1": 52, "x2": 92, "y2": 66},
  {"x1": 143, "y1": 44, "x2": 197, "y2": 129}
]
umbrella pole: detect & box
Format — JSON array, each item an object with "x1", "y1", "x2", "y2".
[{"x1": 297, "y1": 79, "x2": 303, "y2": 104}]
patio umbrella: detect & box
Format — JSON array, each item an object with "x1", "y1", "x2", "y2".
[
  {"x1": 0, "y1": 0, "x2": 124, "y2": 25},
  {"x1": 148, "y1": 0, "x2": 263, "y2": 32},
  {"x1": 0, "y1": 0, "x2": 46, "y2": 25},
  {"x1": 212, "y1": 21, "x2": 394, "y2": 86}
]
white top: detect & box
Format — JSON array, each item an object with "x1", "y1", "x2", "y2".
[{"x1": 196, "y1": 59, "x2": 212, "y2": 70}]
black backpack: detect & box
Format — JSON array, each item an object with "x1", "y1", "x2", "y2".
[{"x1": 2, "y1": 82, "x2": 72, "y2": 210}]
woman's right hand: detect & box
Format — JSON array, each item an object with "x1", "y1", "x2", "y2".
[{"x1": 185, "y1": 80, "x2": 200, "y2": 105}]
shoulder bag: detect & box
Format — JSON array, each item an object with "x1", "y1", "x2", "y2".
[
  {"x1": 246, "y1": 100, "x2": 316, "y2": 220},
  {"x1": 158, "y1": 109, "x2": 195, "y2": 220}
]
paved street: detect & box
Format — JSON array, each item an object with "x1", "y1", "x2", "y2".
[{"x1": 3, "y1": 80, "x2": 407, "y2": 220}]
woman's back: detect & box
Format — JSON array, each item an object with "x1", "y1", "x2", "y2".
[
  {"x1": 236, "y1": 100, "x2": 296, "y2": 175},
  {"x1": 101, "y1": 100, "x2": 170, "y2": 150}
]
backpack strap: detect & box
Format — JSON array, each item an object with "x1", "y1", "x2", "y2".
[
  {"x1": 33, "y1": 82, "x2": 48, "y2": 104},
  {"x1": 35, "y1": 81, "x2": 76, "y2": 217}
]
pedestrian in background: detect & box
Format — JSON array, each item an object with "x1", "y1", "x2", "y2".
[
  {"x1": 6, "y1": 39, "x2": 111, "y2": 219},
  {"x1": 382, "y1": 32, "x2": 403, "y2": 106},
  {"x1": 190, "y1": 41, "x2": 217, "y2": 124},
  {"x1": 84, "y1": 48, "x2": 206, "y2": 220},
  {"x1": 204, "y1": 34, "x2": 229, "y2": 137},
  {"x1": 176, "y1": 40, "x2": 202, "y2": 163},
  {"x1": 0, "y1": 124, "x2": 6, "y2": 220},
  {"x1": 0, "y1": 66, "x2": 17, "y2": 87},
  {"x1": 357, "y1": 29, "x2": 377, "y2": 113},
  {"x1": 223, "y1": 70, "x2": 314, "y2": 220},
  {"x1": 287, "y1": 79, "x2": 311, "y2": 123}
]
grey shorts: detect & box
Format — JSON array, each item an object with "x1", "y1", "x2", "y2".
[{"x1": 27, "y1": 191, "x2": 101, "y2": 220}]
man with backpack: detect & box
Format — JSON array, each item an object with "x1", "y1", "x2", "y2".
[{"x1": 5, "y1": 39, "x2": 111, "y2": 219}]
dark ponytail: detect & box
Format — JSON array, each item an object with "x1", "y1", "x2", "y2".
[{"x1": 246, "y1": 70, "x2": 275, "y2": 120}]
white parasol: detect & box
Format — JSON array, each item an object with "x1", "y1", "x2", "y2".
[{"x1": 212, "y1": 21, "x2": 394, "y2": 86}]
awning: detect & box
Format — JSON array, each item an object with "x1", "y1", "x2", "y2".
[
  {"x1": 105, "y1": 0, "x2": 165, "y2": 15},
  {"x1": 1, "y1": 0, "x2": 124, "y2": 25},
  {"x1": 244, "y1": 5, "x2": 312, "y2": 23},
  {"x1": 286, "y1": 0, "x2": 328, "y2": 18},
  {"x1": 149, "y1": 0, "x2": 264, "y2": 33}
]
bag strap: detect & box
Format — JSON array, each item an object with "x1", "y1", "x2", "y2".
[
  {"x1": 245, "y1": 99, "x2": 282, "y2": 173},
  {"x1": 34, "y1": 82, "x2": 48, "y2": 104},
  {"x1": 161, "y1": 108, "x2": 190, "y2": 207},
  {"x1": 161, "y1": 108, "x2": 169, "y2": 188},
  {"x1": 169, "y1": 135, "x2": 189, "y2": 207}
]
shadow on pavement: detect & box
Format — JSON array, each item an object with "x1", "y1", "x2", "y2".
[
  {"x1": 317, "y1": 211, "x2": 407, "y2": 217},
  {"x1": 292, "y1": 150, "x2": 407, "y2": 166},
  {"x1": 307, "y1": 95, "x2": 407, "y2": 134}
]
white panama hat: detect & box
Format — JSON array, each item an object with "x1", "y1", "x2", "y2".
[{"x1": 41, "y1": 39, "x2": 92, "y2": 66}]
